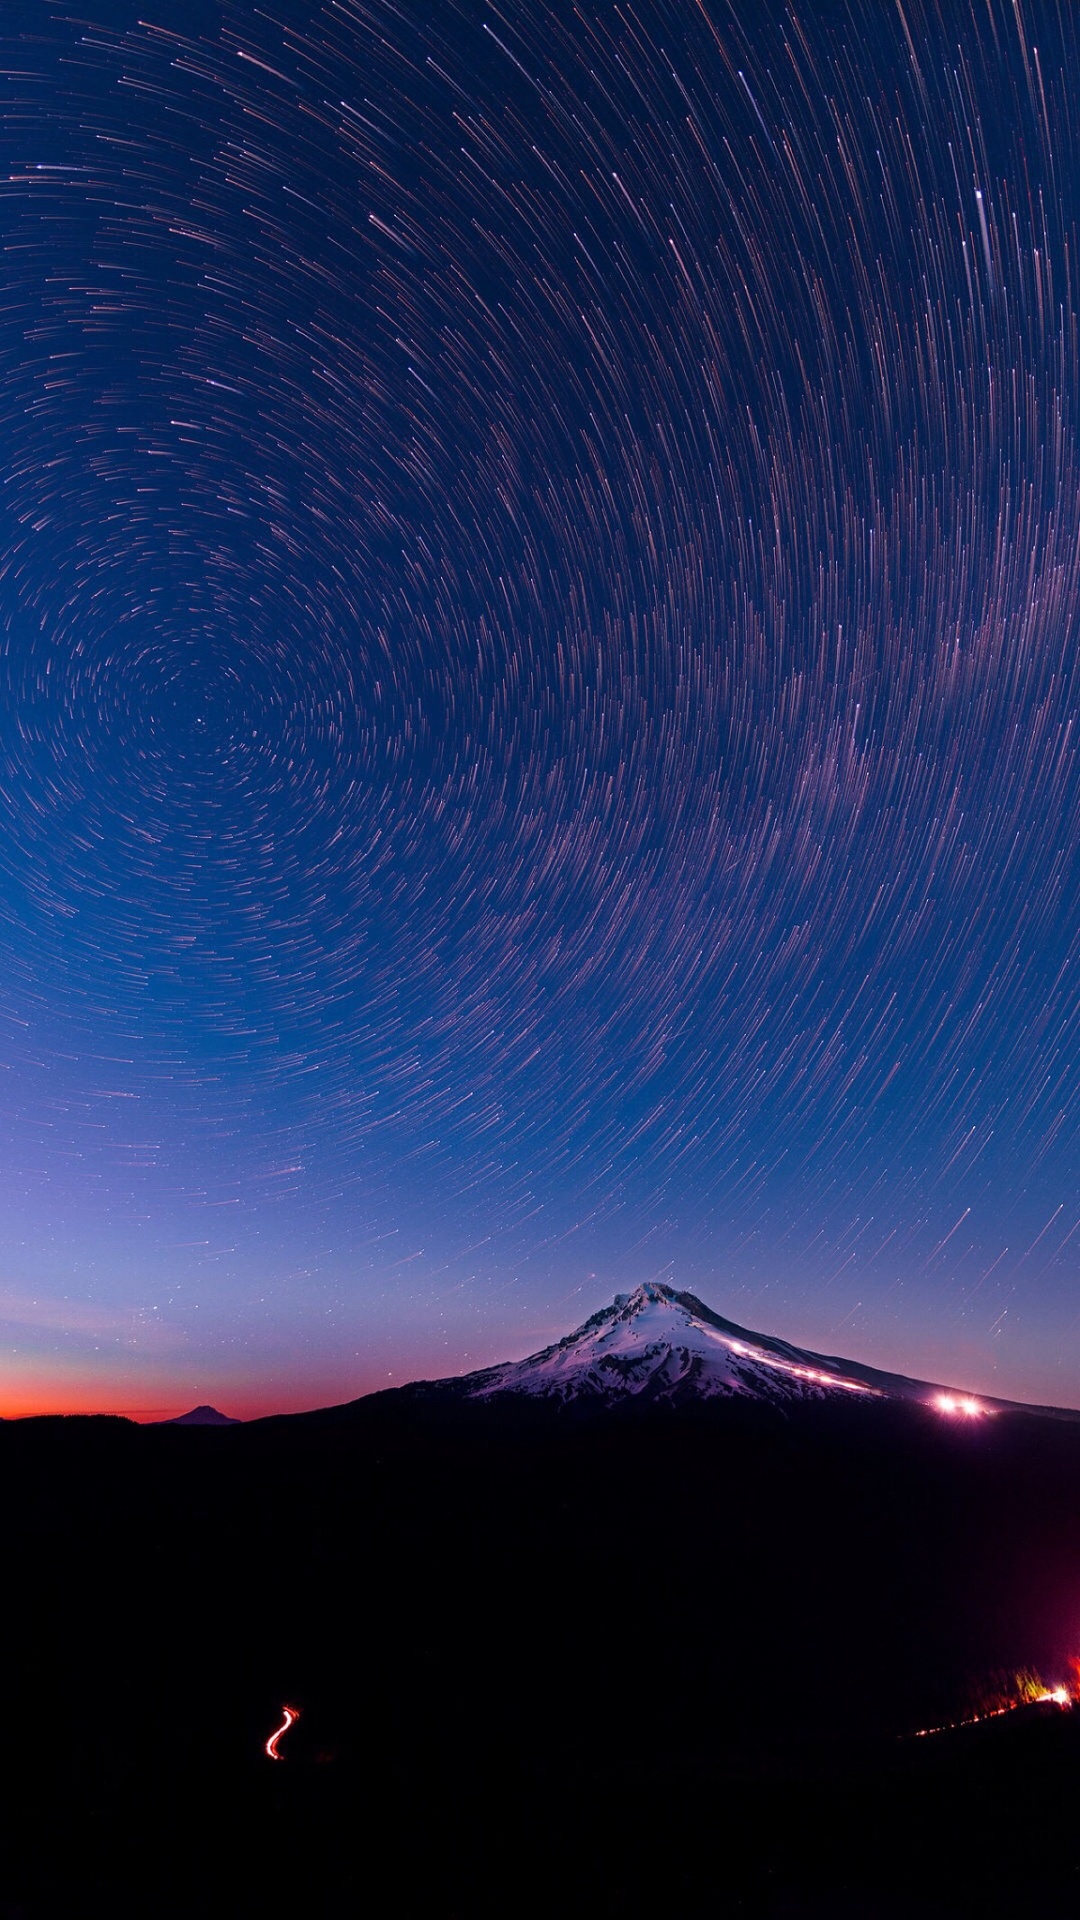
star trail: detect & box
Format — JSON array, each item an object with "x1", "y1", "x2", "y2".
[{"x1": 2, "y1": 0, "x2": 1080, "y2": 1414}]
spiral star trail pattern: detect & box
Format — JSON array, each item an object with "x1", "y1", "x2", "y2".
[{"x1": 2, "y1": 0, "x2": 1080, "y2": 1414}]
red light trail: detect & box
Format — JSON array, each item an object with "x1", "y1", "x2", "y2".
[{"x1": 265, "y1": 1704, "x2": 300, "y2": 1761}]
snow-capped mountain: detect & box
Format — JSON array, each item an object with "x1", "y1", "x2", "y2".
[{"x1": 419, "y1": 1281, "x2": 1018, "y2": 1412}]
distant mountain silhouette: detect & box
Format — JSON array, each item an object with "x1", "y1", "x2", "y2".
[{"x1": 164, "y1": 1404, "x2": 240, "y2": 1425}]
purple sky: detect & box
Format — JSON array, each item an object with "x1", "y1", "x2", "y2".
[{"x1": 5, "y1": 1, "x2": 1080, "y2": 1418}]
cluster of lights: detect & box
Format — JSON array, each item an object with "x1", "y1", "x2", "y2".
[{"x1": 933, "y1": 1393, "x2": 988, "y2": 1417}]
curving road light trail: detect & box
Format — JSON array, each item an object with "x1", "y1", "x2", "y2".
[{"x1": 265, "y1": 1704, "x2": 300, "y2": 1761}]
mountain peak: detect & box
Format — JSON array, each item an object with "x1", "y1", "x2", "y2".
[{"x1": 612, "y1": 1280, "x2": 678, "y2": 1310}]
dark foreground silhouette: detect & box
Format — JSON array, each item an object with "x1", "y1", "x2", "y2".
[{"x1": 6, "y1": 1389, "x2": 1080, "y2": 1915}]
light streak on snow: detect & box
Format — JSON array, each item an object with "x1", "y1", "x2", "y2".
[
  {"x1": 265, "y1": 1704, "x2": 300, "y2": 1761},
  {"x1": 721, "y1": 1337, "x2": 876, "y2": 1395}
]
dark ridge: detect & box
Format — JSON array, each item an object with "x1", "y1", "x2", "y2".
[{"x1": 8, "y1": 1372, "x2": 1080, "y2": 1914}]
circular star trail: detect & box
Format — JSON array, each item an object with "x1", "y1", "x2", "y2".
[{"x1": 2, "y1": 0, "x2": 1080, "y2": 1405}]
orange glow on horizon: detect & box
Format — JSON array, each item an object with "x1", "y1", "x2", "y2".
[
  {"x1": 0, "y1": 1371, "x2": 393, "y2": 1422},
  {"x1": 0, "y1": 1349, "x2": 442, "y2": 1422}
]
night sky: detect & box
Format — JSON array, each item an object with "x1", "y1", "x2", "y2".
[{"x1": 4, "y1": 0, "x2": 1080, "y2": 1416}]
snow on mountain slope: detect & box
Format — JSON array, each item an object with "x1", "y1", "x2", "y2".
[{"x1": 428, "y1": 1282, "x2": 1010, "y2": 1412}]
